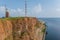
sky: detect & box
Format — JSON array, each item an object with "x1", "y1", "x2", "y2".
[{"x1": 0, "y1": 0, "x2": 60, "y2": 18}]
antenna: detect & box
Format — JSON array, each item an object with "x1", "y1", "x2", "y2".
[
  {"x1": 25, "y1": 0, "x2": 27, "y2": 17},
  {"x1": 5, "y1": 5, "x2": 7, "y2": 12}
]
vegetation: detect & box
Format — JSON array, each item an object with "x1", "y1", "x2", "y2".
[
  {"x1": 35, "y1": 24, "x2": 39, "y2": 29},
  {"x1": 42, "y1": 28, "x2": 46, "y2": 33},
  {"x1": 0, "y1": 17, "x2": 25, "y2": 20},
  {"x1": 4, "y1": 35, "x2": 13, "y2": 40}
]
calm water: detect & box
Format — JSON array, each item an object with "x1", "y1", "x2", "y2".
[{"x1": 39, "y1": 18, "x2": 60, "y2": 40}]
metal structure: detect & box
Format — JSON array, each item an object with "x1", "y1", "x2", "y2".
[{"x1": 25, "y1": 0, "x2": 27, "y2": 17}]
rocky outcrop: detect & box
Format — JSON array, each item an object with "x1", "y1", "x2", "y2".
[{"x1": 0, "y1": 17, "x2": 46, "y2": 40}]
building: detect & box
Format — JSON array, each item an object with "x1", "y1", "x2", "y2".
[
  {"x1": 5, "y1": 10, "x2": 9, "y2": 18},
  {"x1": 5, "y1": 6, "x2": 9, "y2": 18}
]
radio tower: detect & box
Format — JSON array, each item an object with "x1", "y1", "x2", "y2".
[{"x1": 25, "y1": 0, "x2": 27, "y2": 17}]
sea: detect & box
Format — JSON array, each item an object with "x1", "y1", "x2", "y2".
[{"x1": 39, "y1": 18, "x2": 60, "y2": 40}]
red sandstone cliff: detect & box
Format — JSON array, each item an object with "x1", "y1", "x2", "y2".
[{"x1": 0, "y1": 17, "x2": 46, "y2": 40}]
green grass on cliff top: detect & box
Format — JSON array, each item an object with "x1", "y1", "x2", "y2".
[
  {"x1": 0, "y1": 17, "x2": 25, "y2": 20},
  {"x1": 0, "y1": 17, "x2": 36, "y2": 20}
]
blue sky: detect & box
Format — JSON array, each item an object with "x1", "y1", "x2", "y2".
[{"x1": 0, "y1": 0, "x2": 60, "y2": 18}]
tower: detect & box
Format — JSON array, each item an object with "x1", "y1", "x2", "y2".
[
  {"x1": 25, "y1": 0, "x2": 27, "y2": 17},
  {"x1": 5, "y1": 5, "x2": 9, "y2": 18}
]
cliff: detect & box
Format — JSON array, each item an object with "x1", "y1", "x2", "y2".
[{"x1": 0, "y1": 17, "x2": 46, "y2": 40}]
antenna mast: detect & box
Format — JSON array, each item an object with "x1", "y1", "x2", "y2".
[
  {"x1": 25, "y1": 0, "x2": 27, "y2": 17},
  {"x1": 5, "y1": 5, "x2": 7, "y2": 12}
]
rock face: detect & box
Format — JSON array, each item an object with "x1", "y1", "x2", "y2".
[{"x1": 0, "y1": 17, "x2": 46, "y2": 40}]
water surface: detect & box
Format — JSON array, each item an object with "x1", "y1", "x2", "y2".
[{"x1": 39, "y1": 18, "x2": 60, "y2": 40}]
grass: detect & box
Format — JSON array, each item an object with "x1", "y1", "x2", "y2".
[
  {"x1": 0, "y1": 17, "x2": 37, "y2": 21},
  {"x1": 42, "y1": 28, "x2": 46, "y2": 33},
  {"x1": 0, "y1": 17, "x2": 25, "y2": 20}
]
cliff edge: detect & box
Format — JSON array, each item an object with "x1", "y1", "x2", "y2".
[{"x1": 0, "y1": 17, "x2": 46, "y2": 40}]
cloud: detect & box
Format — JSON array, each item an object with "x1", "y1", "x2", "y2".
[
  {"x1": 9, "y1": 8, "x2": 25, "y2": 17},
  {"x1": 56, "y1": 8, "x2": 60, "y2": 12},
  {"x1": 10, "y1": 9, "x2": 17, "y2": 13},
  {"x1": 0, "y1": 6, "x2": 5, "y2": 13},
  {"x1": 27, "y1": 3, "x2": 42, "y2": 17},
  {"x1": 9, "y1": 8, "x2": 23, "y2": 13},
  {"x1": 0, "y1": 6, "x2": 24, "y2": 17},
  {"x1": 17, "y1": 8, "x2": 22, "y2": 12},
  {"x1": 32, "y1": 3, "x2": 42, "y2": 14}
]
